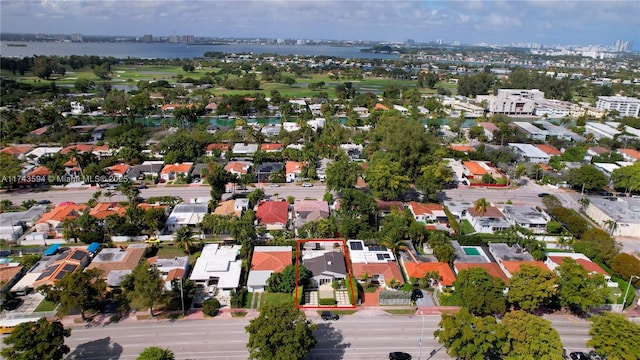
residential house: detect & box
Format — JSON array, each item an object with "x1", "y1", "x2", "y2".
[
  {"x1": 462, "y1": 161, "x2": 505, "y2": 183},
  {"x1": 477, "y1": 122, "x2": 499, "y2": 141},
  {"x1": 165, "y1": 203, "x2": 208, "y2": 232},
  {"x1": 254, "y1": 162, "x2": 284, "y2": 183},
  {"x1": 247, "y1": 246, "x2": 292, "y2": 292},
  {"x1": 303, "y1": 250, "x2": 348, "y2": 287},
  {"x1": 35, "y1": 203, "x2": 87, "y2": 236},
  {"x1": 213, "y1": 200, "x2": 240, "y2": 217},
  {"x1": 105, "y1": 164, "x2": 131, "y2": 180},
  {"x1": 316, "y1": 158, "x2": 332, "y2": 182},
  {"x1": 89, "y1": 202, "x2": 128, "y2": 221},
  {"x1": 375, "y1": 200, "x2": 404, "y2": 216},
  {"x1": 348, "y1": 240, "x2": 404, "y2": 287},
  {"x1": 25, "y1": 147, "x2": 62, "y2": 164},
  {"x1": 20, "y1": 166, "x2": 51, "y2": 187},
  {"x1": 190, "y1": 163, "x2": 211, "y2": 182},
  {"x1": 454, "y1": 262, "x2": 509, "y2": 282},
  {"x1": 0, "y1": 145, "x2": 33, "y2": 160},
  {"x1": 148, "y1": 256, "x2": 190, "y2": 291},
  {"x1": 206, "y1": 143, "x2": 230, "y2": 157},
  {"x1": 286, "y1": 161, "x2": 303, "y2": 183},
  {"x1": 63, "y1": 158, "x2": 82, "y2": 177},
  {"x1": 260, "y1": 143, "x2": 284, "y2": 153},
  {"x1": 32, "y1": 248, "x2": 90, "y2": 288},
  {"x1": 511, "y1": 122, "x2": 548, "y2": 141},
  {"x1": 0, "y1": 205, "x2": 47, "y2": 242},
  {"x1": 509, "y1": 143, "x2": 552, "y2": 164},
  {"x1": 535, "y1": 120, "x2": 584, "y2": 142},
  {"x1": 545, "y1": 252, "x2": 615, "y2": 286},
  {"x1": 86, "y1": 244, "x2": 148, "y2": 287},
  {"x1": 232, "y1": 143, "x2": 259, "y2": 156},
  {"x1": 448, "y1": 145, "x2": 476, "y2": 154},
  {"x1": 127, "y1": 161, "x2": 164, "y2": 182},
  {"x1": 407, "y1": 202, "x2": 448, "y2": 224},
  {"x1": 499, "y1": 205, "x2": 550, "y2": 233},
  {"x1": 500, "y1": 260, "x2": 550, "y2": 279},
  {"x1": 464, "y1": 205, "x2": 510, "y2": 234},
  {"x1": 91, "y1": 123, "x2": 119, "y2": 141},
  {"x1": 160, "y1": 162, "x2": 193, "y2": 182},
  {"x1": 189, "y1": 244, "x2": 242, "y2": 297},
  {"x1": 256, "y1": 201, "x2": 289, "y2": 231},
  {"x1": 401, "y1": 260, "x2": 456, "y2": 288},
  {"x1": 224, "y1": 161, "x2": 252, "y2": 176},
  {"x1": 292, "y1": 200, "x2": 330, "y2": 235},
  {"x1": 585, "y1": 122, "x2": 621, "y2": 140},
  {"x1": 0, "y1": 263, "x2": 25, "y2": 294},
  {"x1": 535, "y1": 144, "x2": 562, "y2": 156},
  {"x1": 617, "y1": 148, "x2": 640, "y2": 162},
  {"x1": 487, "y1": 243, "x2": 549, "y2": 278}
]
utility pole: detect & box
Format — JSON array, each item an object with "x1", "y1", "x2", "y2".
[{"x1": 179, "y1": 279, "x2": 185, "y2": 315}]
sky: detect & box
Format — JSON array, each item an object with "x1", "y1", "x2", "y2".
[{"x1": 1, "y1": 0, "x2": 639, "y2": 49}]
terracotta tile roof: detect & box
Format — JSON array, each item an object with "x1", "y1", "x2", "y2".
[
  {"x1": 548, "y1": 256, "x2": 609, "y2": 277},
  {"x1": 206, "y1": 143, "x2": 230, "y2": 152},
  {"x1": 33, "y1": 248, "x2": 89, "y2": 288},
  {"x1": 214, "y1": 200, "x2": 237, "y2": 216},
  {"x1": 467, "y1": 206, "x2": 504, "y2": 218},
  {"x1": 448, "y1": 145, "x2": 475, "y2": 153},
  {"x1": 160, "y1": 163, "x2": 193, "y2": 175},
  {"x1": 64, "y1": 158, "x2": 78, "y2": 167},
  {"x1": 256, "y1": 201, "x2": 289, "y2": 225},
  {"x1": 408, "y1": 202, "x2": 443, "y2": 216},
  {"x1": 107, "y1": 164, "x2": 131, "y2": 175},
  {"x1": 224, "y1": 161, "x2": 251, "y2": 174},
  {"x1": 403, "y1": 262, "x2": 456, "y2": 286},
  {"x1": 376, "y1": 200, "x2": 404, "y2": 212},
  {"x1": 31, "y1": 126, "x2": 49, "y2": 136},
  {"x1": 260, "y1": 143, "x2": 283, "y2": 151},
  {"x1": 352, "y1": 262, "x2": 405, "y2": 285},
  {"x1": 89, "y1": 202, "x2": 127, "y2": 219},
  {"x1": 286, "y1": 161, "x2": 303, "y2": 175},
  {"x1": 539, "y1": 164, "x2": 553, "y2": 172},
  {"x1": 618, "y1": 148, "x2": 640, "y2": 160},
  {"x1": 251, "y1": 250, "x2": 292, "y2": 272},
  {"x1": 0, "y1": 264, "x2": 24, "y2": 285},
  {"x1": 588, "y1": 147, "x2": 609, "y2": 155},
  {"x1": 455, "y1": 262, "x2": 508, "y2": 282},
  {"x1": 0, "y1": 145, "x2": 33, "y2": 156},
  {"x1": 478, "y1": 122, "x2": 499, "y2": 133},
  {"x1": 161, "y1": 104, "x2": 182, "y2": 111},
  {"x1": 463, "y1": 161, "x2": 488, "y2": 176},
  {"x1": 501, "y1": 260, "x2": 550, "y2": 276},
  {"x1": 535, "y1": 144, "x2": 562, "y2": 156},
  {"x1": 374, "y1": 103, "x2": 389, "y2": 111},
  {"x1": 149, "y1": 92, "x2": 164, "y2": 100},
  {"x1": 166, "y1": 268, "x2": 185, "y2": 282},
  {"x1": 60, "y1": 144, "x2": 94, "y2": 155},
  {"x1": 205, "y1": 103, "x2": 218, "y2": 110},
  {"x1": 37, "y1": 204, "x2": 87, "y2": 224},
  {"x1": 26, "y1": 166, "x2": 51, "y2": 177}
]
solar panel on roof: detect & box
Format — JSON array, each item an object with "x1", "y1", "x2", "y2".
[
  {"x1": 55, "y1": 271, "x2": 67, "y2": 280},
  {"x1": 39, "y1": 266, "x2": 56, "y2": 278},
  {"x1": 383, "y1": 254, "x2": 391, "y2": 259},
  {"x1": 376, "y1": 254, "x2": 385, "y2": 260},
  {"x1": 62, "y1": 264, "x2": 77, "y2": 272},
  {"x1": 70, "y1": 251, "x2": 86, "y2": 261},
  {"x1": 349, "y1": 242, "x2": 364, "y2": 251}
]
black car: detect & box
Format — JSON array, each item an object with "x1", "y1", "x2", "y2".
[
  {"x1": 411, "y1": 289, "x2": 424, "y2": 300},
  {"x1": 389, "y1": 352, "x2": 412, "y2": 360},
  {"x1": 538, "y1": 193, "x2": 550, "y2": 198},
  {"x1": 321, "y1": 311, "x2": 339, "y2": 320},
  {"x1": 36, "y1": 199, "x2": 51, "y2": 204},
  {"x1": 569, "y1": 352, "x2": 590, "y2": 360},
  {"x1": 2, "y1": 298, "x2": 22, "y2": 311}
]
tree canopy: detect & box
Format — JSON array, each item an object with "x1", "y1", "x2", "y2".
[
  {"x1": 137, "y1": 347, "x2": 175, "y2": 360},
  {"x1": 434, "y1": 308, "x2": 506, "y2": 360},
  {"x1": 122, "y1": 261, "x2": 165, "y2": 317},
  {"x1": 501, "y1": 310, "x2": 564, "y2": 360},
  {"x1": 245, "y1": 302, "x2": 317, "y2": 360},
  {"x1": 566, "y1": 165, "x2": 608, "y2": 191},
  {"x1": 556, "y1": 257, "x2": 608, "y2": 314},
  {"x1": 38, "y1": 268, "x2": 107, "y2": 321},
  {"x1": 507, "y1": 264, "x2": 557, "y2": 312},
  {"x1": 266, "y1": 264, "x2": 310, "y2": 293},
  {"x1": 364, "y1": 154, "x2": 410, "y2": 201},
  {"x1": 1, "y1": 318, "x2": 70, "y2": 360},
  {"x1": 588, "y1": 312, "x2": 640, "y2": 360},
  {"x1": 453, "y1": 267, "x2": 506, "y2": 316}
]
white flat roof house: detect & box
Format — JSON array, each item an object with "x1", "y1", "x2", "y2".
[
  {"x1": 511, "y1": 122, "x2": 548, "y2": 141},
  {"x1": 585, "y1": 122, "x2": 621, "y2": 140},
  {"x1": 165, "y1": 203, "x2": 209, "y2": 232},
  {"x1": 189, "y1": 244, "x2": 242, "y2": 296},
  {"x1": 509, "y1": 143, "x2": 551, "y2": 164}
]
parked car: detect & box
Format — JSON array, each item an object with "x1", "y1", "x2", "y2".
[
  {"x1": 36, "y1": 199, "x2": 51, "y2": 205},
  {"x1": 321, "y1": 311, "x2": 339, "y2": 320},
  {"x1": 389, "y1": 352, "x2": 412, "y2": 360},
  {"x1": 538, "y1": 192, "x2": 550, "y2": 198},
  {"x1": 411, "y1": 289, "x2": 424, "y2": 300},
  {"x1": 1, "y1": 299, "x2": 22, "y2": 311},
  {"x1": 269, "y1": 183, "x2": 280, "y2": 187},
  {"x1": 302, "y1": 182, "x2": 313, "y2": 187},
  {"x1": 569, "y1": 352, "x2": 590, "y2": 360}
]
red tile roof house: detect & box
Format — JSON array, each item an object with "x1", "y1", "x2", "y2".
[
  {"x1": 160, "y1": 162, "x2": 193, "y2": 182},
  {"x1": 347, "y1": 240, "x2": 405, "y2": 288},
  {"x1": 247, "y1": 246, "x2": 292, "y2": 292},
  {"x1": 105, "y1": 164, "x2": 132, "y2": 180},
  {"x1": 535, "y1": 144, "x2": 562, "y2": 156},
  {"x1": 454, "y1": 262, "x2": 509, "y2": 282},
  {"x1": 402, "y1": 260, "x2": 456, "y2": 289},
  {"x1": 617, "y1": 148, "x2": 640, "y2": 162},
  {"x1": 260, "y1": 143, "x2": 284, "y2": 153},
  {"x1": 285, "y1": 161, "x2": 304, "y2": 183},
  {"x1": 224, "y1": 161, "x2": 252, "y2": 176},
  {"x1": 407, "y1": 202, "x2": 448, "y2": 224},
  {"x1": 545, "y1": 253, "x2": 614, "y2": 285},
  {"x1": 256, "y1": 200, "x2": 289, "y2": 231},
  {"x1": 0, "y1": 145, "x2": 33, "y2": 160},
  {"x1": 32, "y1": 248, "x2": 90, "y2": 288},
  {"x1": 35, "y1": 203, "x2": 87, "y2": 237},
  {"x1": 206, "y1": 143, "x2": 230, "y2": 157}
]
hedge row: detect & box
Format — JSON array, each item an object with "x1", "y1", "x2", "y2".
[
  {"x1": 319, "y1": 298, "x2": 337, "y2": 306},
  {"x1": 379, "y1": 290, "x2": 412, "y2": 300}
]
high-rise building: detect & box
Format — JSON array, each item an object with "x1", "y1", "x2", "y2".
[
  {"x1": 143, "y1": 34, "x2": 153, "y2": 43},
  {"x1": 70, "y1": 33, "x2": 83, "y2": 42},
  {"x1": 597, "y1": 95, "x2": 640, "y2": 117},
  {"x1": 182, "y1": 35, "x2": 194, "y2": 44},
  {"x1": 168, "y1": 35, "x2": 179, "y2": 43},
  {"x1": 405, "y1": 39, "x2": 415, "y2": 46}
]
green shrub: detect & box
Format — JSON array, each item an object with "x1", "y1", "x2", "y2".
[
  {"x1": 347, "y1": 274, "x2": 359, "y2": 305},
  {"x1": 295, "y1": 286, "x2": 304, "y2": 305},
  {"x1": 319, "y1": 298, "x2": 337, "y2": 306},
  {"x1": 379, "y1": 290, "x2": 412, "y2": 300},
  {"x1": 203, "y1": 298, "x2": 221, "y2": 316}
]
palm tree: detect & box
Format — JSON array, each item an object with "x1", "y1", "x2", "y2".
[
  {"x1": 380, "y1": 237, "x2": 409, "y2": 259},
  {"x1": 579, "y1": 197, "x2": 590, "y2": 212},
  {"x1": 474, "y1": 198, "x2": 490, "y2": 216},
  {"x1": 137, "y1": 346, "x2": 175, "y2": 360},
  {"x1": 603, "y1": 219, "x2": 618, "y2": 236},
  {"x1": 174, "y1": 226, "x2": 199, "y2": 255},
  {"x1": 104, "y1": 191, "x2": 114, "y2": 203}
]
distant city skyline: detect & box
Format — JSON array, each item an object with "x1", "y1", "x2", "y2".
[{"x1": 1, "y1": 0, "x2": 638, "y2": 50}]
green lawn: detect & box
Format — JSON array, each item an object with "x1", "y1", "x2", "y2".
[
  {"x1": 34, "y1": 299, "x2": 57, "y2": 312},
  {"x1": 243, "y1": 292, "x2": 254, "y2": 308},
  {"x1": 259, "y1": 292, "x2": 294, "y2": 308},
  {"x1": 154, "y1": 244, "x2": 188, "y2": 258},
  {"x1": 461, "y1": 220, "x2": 476, "y2": 235},
  {"x1": 384, "y1": 309, "x2": 417, "y2": 315},
  {"x1": 317, "y1": 310, "x2": 358, "y2": 316}
]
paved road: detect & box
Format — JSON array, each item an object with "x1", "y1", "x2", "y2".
[{"x1": 60, "y1": 313, "x2": 593, "y2": 360}]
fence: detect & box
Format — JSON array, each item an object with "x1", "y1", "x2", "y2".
[{"x1": 379, "y1": 298, "x2": 412, "y2": 306}]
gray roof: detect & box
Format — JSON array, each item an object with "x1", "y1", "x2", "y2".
[
  {"x1": 256, "y1": 162, "x2": 284, "y2": 173},
  {"x1": 303, "y1": 251, "x2": 347, "y2": 277},
  {"x1": 451, "y1": 241, "x2": 490, "y2": 263},
  {"x1": 0, "y1": 205, "x2": 48, "y2": 227},
  {"x1": 488, "y1": 243, "x2": 534, "y2": 261},
  {"x1": 589, "y1": 197, "x2": 640, "y2": 224},
  {"x1": 499, "y1": 205, "x2": 548, "y2": 226}
]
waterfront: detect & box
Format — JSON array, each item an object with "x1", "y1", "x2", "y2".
[{"x1": 0, "y1": 41, "x2": 400, "y2": 60}]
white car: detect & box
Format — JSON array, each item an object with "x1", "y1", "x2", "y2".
[
  {"x1": 302, "y1": 182, "x2": 313, "y2": 187},
  {"x1": 269, "y1": 184, "x2": 281, "y2": 187}
]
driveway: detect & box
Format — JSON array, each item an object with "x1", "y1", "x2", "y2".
[{"x1": 415, "y1": 290, "x2": 434, "y2": 307}]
